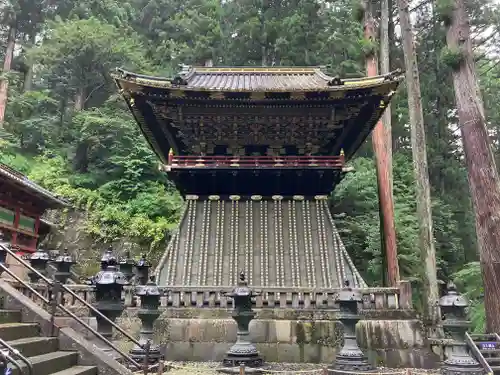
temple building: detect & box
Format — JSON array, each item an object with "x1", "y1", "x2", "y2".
[
  {"x1": 113, "y1": 66, "x2": 402, "y2": 289},
  {"x1": 0, "y1": 163, "x2": 67, "y2": 275}
]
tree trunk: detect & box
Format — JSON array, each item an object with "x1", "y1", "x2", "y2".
[
  {"x1": 0, "y1": 23, "x2": 17, "y2": 126},
  {"x1": 74, "y1": 87, "x2": 85, "y2": 111},
  {"x1": 23, "y1": 29, "x2": 37, "y2": 92},
  {"x1": 397, "y1": 0, "x2": 440, "y2": 330},
  {"x1": 364, "y1": 9, "x2": 400, "y2": 287},
  {"x1": 73, "y1": 141, "x2": 89, "y2": 173},
  {"x1": 445, "y1": 0, "x2": 500, "y2": 333},
  {"x1": 380, "y1": 0, "x2": 393, "y2": 192}
]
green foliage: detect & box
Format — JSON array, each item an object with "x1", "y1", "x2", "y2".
[
  {"x1": 332, "y1": 154, "x2": 468, "y2": 297},
  {"x1": 359, "y1": 38, "x2": 378, "y2": 58},
  {"x1": 352, "y1": 1, "x2": 365, "y2": 22},
  {"x1": 453, "y1": 262, "x2": 485, "y2": 332},
  {"x1": 29, "y1": 18, "x2": 148, "y2": 105},
  {"x1": 440, "y1": 46, "x2": 465, "y2": 70},
  {"x1": 435, "y1": 0, "x2": 455, "y2": 25},
  {"x1": 27, "y1": 153, "x2": 183, "y2": 254}
]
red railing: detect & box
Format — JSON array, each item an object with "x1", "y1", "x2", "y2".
[{"x1": 168, "y1": 155, "x2": 345, "y2": 168}]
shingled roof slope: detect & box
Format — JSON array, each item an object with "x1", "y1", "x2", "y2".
[
  {"x1": 113, "y1": 66, "x2": 402, "y2": 92},
  {"x1": 0, "y1": 163, "x2": 68, "y2": 208}
]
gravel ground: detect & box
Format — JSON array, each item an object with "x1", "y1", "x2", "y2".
[{"x1": 151, "y1": 361, "x2": 440, "y2": 375}]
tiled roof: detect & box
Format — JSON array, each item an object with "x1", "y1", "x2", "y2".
[
  {"x1": 183, "y1": 67, "x2": 332, "y2": 91},
  {"x1": 113, "y1": 66, "x2": 401, "y2": 93},
  {"x1": 0, "y1": 163, "x2": 68, "y2": 208}
]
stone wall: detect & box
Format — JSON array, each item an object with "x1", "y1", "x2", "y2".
[
  {"x1": 43, "y1": 209, "x2": 153, "y2": 276},
  {"x1": 114, "y1": 308, "x2": 439, "y2": 368}
]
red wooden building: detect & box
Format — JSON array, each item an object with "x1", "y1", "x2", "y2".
[{"x1": 0, "y1": 162, "x2": 68, "y2": 253}]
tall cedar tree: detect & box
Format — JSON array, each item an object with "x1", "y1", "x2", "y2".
[
  {"x1": 397, "y1": 0, "x2": 440, "y2": 329},
  {"x1": 444, "y1": 0, "x2": 500, "y2": 332},
  {"x1": 380, "y1": 0, "x2": 393, "y2": 191},
  {"x1": 0, "y1": 23, "x2": 16, "y2": 125},
  {"x1": 363, "y1": 2, "x2": 400, "y2": 286}
]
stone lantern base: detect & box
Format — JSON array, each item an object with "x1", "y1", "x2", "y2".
[
  {"x1": 441, "y1": 356, "x2": 483, "y2": 375},
  {"x1": 129, "y1": 342, "x2": 163, "y2": 365},
  {"x1": 219, "y1": 342, "x2": 264, "y2": 374},
  {"x1": 328, "y1": 353, "x2": 375, "y2": 375}
]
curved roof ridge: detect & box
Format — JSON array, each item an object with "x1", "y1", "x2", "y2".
[
  {"x1": 113, "y1": 66, "x2": 403, "y2": 92},
  {"x1": 190, "y1": 66, "x2": 323, "y2": 74}
]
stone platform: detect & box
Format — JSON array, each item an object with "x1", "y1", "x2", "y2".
[
  {"x1": 9, "y1": 280, "x2": 438, "y2": 369},
  {"x1": 113, "y1": 307, "x2": 437, "y2": 368}
]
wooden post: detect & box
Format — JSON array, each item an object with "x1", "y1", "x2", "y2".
[
  {"x1": 168, "y1": 148, "x2": 174, "y2": 165},
  {"x1": 31, "y1": 216, "x2": 40, "y2": 249},
  {"x1": 363, "y1": 7, "x2": 400, "y2": 287},
  {"x1": 156, "y1": 361, "x2": 164, "y2": 375},
  {"x1": 11, "y1": 207, "x2": 20, "y2": 246}
]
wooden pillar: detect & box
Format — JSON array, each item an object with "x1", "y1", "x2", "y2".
[
  {"x1": 31, "y1": 216, "x2": 40, "y2": 249},
  {"x1": 364, "y1": 11, "x2": 400, "y2": 286},
  {"x1": 4, "y1": 208, "x2": 27, "y2": 281},
  {"x1": 11, "y1": 207, "x2": 20, "y2": 246}
]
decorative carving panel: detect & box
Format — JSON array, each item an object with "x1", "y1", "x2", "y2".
[{"x1": 150, "y1": 101, "x2": 368, "y2": 156}]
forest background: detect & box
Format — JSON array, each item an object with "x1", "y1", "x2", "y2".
[{"x1": 1, "y1": 0, "x2": 499, "y2": 332}]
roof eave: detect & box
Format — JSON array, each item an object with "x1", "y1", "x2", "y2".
[
  {"x1": 0, "y1": 168, "x2": 70, "y2": 209},
  {"x1": 113, "y1": 76, "x2": 402, "y2": 96}
]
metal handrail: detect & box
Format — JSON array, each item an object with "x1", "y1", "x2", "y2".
[
  {"x1": 494, "y1": 332, "x2": 500, "y2": 343},
  {"x1": 0, "y1": 350, "x2": 24, "y2": 375},
  {"x1": 0, "y1": 244, "x2": 145, "y2": 369},
  {"x1": 0, "y1": 262, "x2": 142, "y2": 369},
  {"x1": 0, "y1": 244, "x2": 141, "y2": 346},
  {"x1": 465, "y1": 331, "x2": 493, "y2": 374},
  {"x1": 0, "y1": 337, "x2": 34, "y2": 375}
]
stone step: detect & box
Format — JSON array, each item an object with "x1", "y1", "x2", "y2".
[
  {"x1": 480, "y1": 349, "x2": 500, "y2": 355},
  {"x1": 0, "y1": 322, "x2": 39, "y2": 341},
  {"x1": 49, "y1": 366, "x2": 98, "y2": 375},
  {"x1": 470, "y1": 333, "x2": 498, "y2": 340},
  {"x1": 8, "y1": 336, "x2": 59, "y2": 357},
  {"x1": 0, "y1": 309, "x2": 21, "y2": 324},
  {"x1": 8, "y1": 351, "x2": 79, "y2": 375}
]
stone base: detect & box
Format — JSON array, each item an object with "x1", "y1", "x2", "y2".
[
  {"x1": 130, "y1": 344, "x2": 163, "y2": 364},
  {"x1": 113, "y1": 309, "x2": 440, "y2": 368},
  {"x1": 218, "y1": 366, "x2": 263, "y2": 374},
  {"x1": 327, "y1": 354, "x2": 375, "y2": 375}
]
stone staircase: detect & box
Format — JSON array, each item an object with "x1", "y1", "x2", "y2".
[
  {"x1": 0, "y1": 308, "x2": 97, "y2": 375},
  {"x1": 468, "y1": 333, "x2": 500, "y2": 373}
]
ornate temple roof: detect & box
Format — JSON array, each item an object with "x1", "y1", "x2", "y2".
[
  {"x1": 0, "y1": 163, "x2": 68, "y2": 209},
  {"x1": 113, "y1": 66, "x2": 403, "y2": 163},
  {"x1": 114, "y1": 65, "x2": 402, "y2": 94}
]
